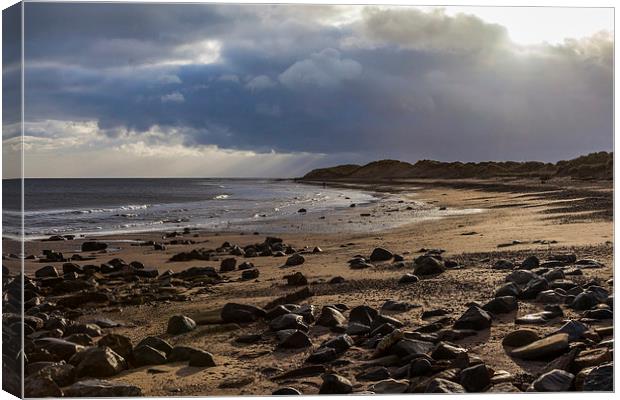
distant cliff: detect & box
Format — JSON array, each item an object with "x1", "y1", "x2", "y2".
[{"x1": 302, "y1": 151, "x2": 613, "y2": 181}]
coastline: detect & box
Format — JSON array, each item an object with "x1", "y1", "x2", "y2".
[{"x1": 4, "y1": 177, "x2": 613, "y2": 395}]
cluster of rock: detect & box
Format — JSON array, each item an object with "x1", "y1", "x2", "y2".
[
  {"x1": 2, "y1": 254, "x2": 226, "y2": 397},
  {"x1": 169, "y1": 236, "x2": 310, "y2": 262},
  {"x1": 5, "y1": 265, "x2": 216, "y2": 398},
  {"x1": 485, "y1": 253, "x2": 613, "y2": 391},
  {"x1": 229, "y1": 250, "x2": 612, "y2": 394},
  {"x1": 348, "y1": 247, "x2": 454, "y2": 281}
]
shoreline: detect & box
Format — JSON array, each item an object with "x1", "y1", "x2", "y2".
[{"x1": 3, "y1": 177, "x2": 613, "y2": 395}]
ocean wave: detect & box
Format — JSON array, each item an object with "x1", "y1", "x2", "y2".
[{"x1": 21, "y1": 204, "x2": 152, "y2": 217}]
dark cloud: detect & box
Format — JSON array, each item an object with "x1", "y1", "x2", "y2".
[{"x1": 18, "y1": 3, "x2": 613, "y2": 173}]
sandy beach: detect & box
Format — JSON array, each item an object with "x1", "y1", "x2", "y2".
[{"x1": 4, "y1": 177, "x2": 613, "y2": 395}]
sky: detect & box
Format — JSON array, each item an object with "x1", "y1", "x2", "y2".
[{"x1": 1, "y1": 3, "x2": 614, "y2": 178}]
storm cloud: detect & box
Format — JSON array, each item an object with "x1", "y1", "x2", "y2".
[{"x1": 9, "y1": 3, "x2": 614, "y2": 177}]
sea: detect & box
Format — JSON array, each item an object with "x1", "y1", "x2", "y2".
[{"x1": 2, "y1": 178, "x2": 381, "y2": 240}]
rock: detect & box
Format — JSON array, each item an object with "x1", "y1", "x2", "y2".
[
  {"x1": 346, "y1": 322, "x2": 371, "y2": 336},
  {"x1": 307, "y1": 347, "x2": 338, "y2": 363},
  {"x1": 506, "y1": 270, "x2": 537, "y2": 285},
  {"x1": 453, "y1": 306, "x2": 492, "y2": 330},
  {"x1": 277, "y1": 330, "x2": 312, "y2": 349},
  {"x1": 426, "y1": 378, "x2": 466, "y2": 393},
  {"x1": 483, "y1": 296, "x2": 518, "y2": 314},
  {"x1": 460, "y1": 363, "x2": 491, "y2": 392},
  {"x1": 35, "y1": 265, "x2": 59, "y2": 278},
  {"x1": 521, "y1": 255, "x2": 540, "y2": 269},
  {"x1": 97, "y1": 334, "x2": 133, "y2": 361},
  {"x1": 398, "y1": 273, "x2": 419, "y2": 284},
  {"x1": 577, "y1": 362, "x2": 612, "y2": 391},
  {"x1": 495, "y1": 282, "x2": 521, "y2": 298},
  {"x1": 237, "y1": 261, "x2": 254, "y2": 270},
  {"x1": 329, "y1": 276, "x2": 345, "y2": 284},
  {"x1": 241, "y1": 268, "x2": 259, "y2": 280},
  {"x1": 133, "y1": 345, "x2": 167, "y2": 366},
  {"x1": 410, "y1": 358, "x2": 433, "y2": 376},
  {"x1": 65, "y1": 333, "x2": 95, "y2": 346},
  {"x1": 369, "y1": 247, "x2": 393, "y2": 262},
  {"x1": 370, "y1": 379, "x2": 409, "y2": 394},
  {"x1": 381, "y1": 300, "x2": 418, "y2": 312},
  {"x1": 431, "y1": 342, "x2": 467, "y2": 360},
  {"x1": 319, "y1": 374, "x2": 353, "y2": 394},
  {"x1": 220, "y1": 258, "x2": 237, "y2": 272},
  {"x1": 570, "y1": 292, "x2": 601, "y2": 310},
  {"x1": 493, "y1": 259, "x2": 514, "y2": 270},
  {"x1": 554, "y1": 320, "x2": 588, "y2": 341},
  {"x1": 81, "y1": 242, "x2": 108, "y2": 252},
  {"x1": 390, "y1": 339, "x2": 434, "y2": 358},
  {"x1": 285, "y1": 253, "x2": 305, "y2": 266},
  {"x1": 543, "y1": 268, "x2": 565, "y2": 282},
  {"x1": 573, "y1": 348, "x2": 612, "y2": 370},
  {"x1": 65, "y1": 322, "x2": 102, "y2": 337},
  {"x1": 510, "y1": 333, "x2": 569, "y2": 360},
  {"x1": 136, "y1": 337, "x2": 173, "y2": 355},
  {"x1": 349, "y1": 305, "x2": 379, "y2": 326},
  {"x1": 520, "y1": 277, "x2": 550, "y2": 299},
  {"x1": 270, "y1": 314, "x2": 308, "y2": 332},
  {"x1": 24, "y1": 376, "x2": 63, "y2": 397},
  {"x1": 536, "y1": 290, "x2": 566, "y2": 304},
  {"x1": 583, "y1": 308, "x2": 613, "y2": 320},
  {"x1": 188, "y1": 349, "x2": 216, "y2": 367},
  {"x1": 167, "y1": 315, "x2": 196, "y2": 334},
  {"x1": 356, "y1": 367, "x2": 390, "y2": 381},
  {"x1": 321, "y1": 334, "x2": 354, "y2": 353},
  {"x1": 63, "y1": 379, "x2": 142, "y2": 397},
  {"x1": 529, "y1": 369, "x2": 574, "y2": 392},
  {"x1": 72, "y1": 346, "x2": 127, "y2": 378},
  {"x1": 28, "y1": 362, "x2": 76, "y2": 387},
  {"x1": 273, "y1": 387, "x2": 302, "y2": 395},
  {"x1": 62, "y1": 263, "x2": 83, "y2": 274},
  {"x1": 221, "y1": 303, "x2": 265, "y2": 323},
  {"x1": 372, "y1": 329, "x2": 405, "y2": 357},
  {"x1": 488, "y1": 383, "x2": 521, "y2": 392},
  {"x1": 35, "y1": 338, "x2": 85, "y2": 361},
  {"x1": 502, "y1": 329, "x2": 540, "y2": 347},
  {"x1": 413, "y1": 256, "x2": 446, "y2": 275},
  {"x1": 316, "y1": 306, "x2": 347, "y2": 329},
  {"x1": 284, "y1": 272, "x2": 308, "y2": 286}
]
